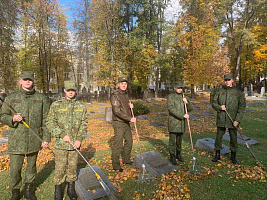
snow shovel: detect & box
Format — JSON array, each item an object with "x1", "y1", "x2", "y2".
[
  {"x1": 183, "y1": 94, "x2": 204, "y2": 173},
  {"x1": 129, "y1": 101, "x2": 155, "y2": 189},
  {"x1": 70, "y1": 142, "x2": 117, "y2": 200},
  {"x1": 0, "y1": 100, "x2": 54, "y2": 155},
  {"x1": 225, "y1": 110, "x2": 264, "y2": 168}
]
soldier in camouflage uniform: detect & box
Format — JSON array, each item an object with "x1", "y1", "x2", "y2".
[
  {"x1": 212, "y1": 74, "x2": 246, "y2": 164},
  {"x1": 167, "y1": 81, "x2": 193, "y2": 165},
  {"x1": 0, "y1": 71, "x2": 50, "y2": 200},
  {"x1": 110, "y1": 76, "x2": 136, "y2": 172},
  {"x1": 46, "y1": 81, "x2": 87, "y2": 200}
]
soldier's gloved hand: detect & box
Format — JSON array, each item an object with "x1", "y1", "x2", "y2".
[
  {"x1": 73, "y1": 140, "x2": 81, "y2": 149},
  {"x1": 13, "y1": 113, "x2": 23, "y2": 122},
  {"x1": 63, "y1": 135, "x2": 72, "y2": 144},
  {"x1": 183, "y1": 114, "x2": 189, "y2": 119},
  {"x1": 130, "y1": 117, "x2": 136, "y2": 123},
  {"x1": 41, "y1": 142, "x2": 49, "y2": 148},
  {"x1": 220, "y1": 105, "x2": 226, "y2": 110}
]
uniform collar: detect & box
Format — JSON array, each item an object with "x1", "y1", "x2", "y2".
[{"x1": 19, "y1": 86, "x2": 35, "y2": 97}]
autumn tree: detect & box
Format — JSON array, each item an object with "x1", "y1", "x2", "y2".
[{"x1": 0, "y1": 0, "x2": 19, "y2": 93}]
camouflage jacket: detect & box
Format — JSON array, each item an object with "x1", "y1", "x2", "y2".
[
  {"x1": 110, "y1": 89, "x2": 132, "y2": 123},
  {"x1": 212, "y1": 86, "x2": 246, "y2": 128},
  {"x1": 0, "y1": 87, "x2": 50, "y2": 154},
  {"x1": 46, "y1": 98, "x2": 87, "y2": 150},
  {"x1": 167, "y1": 92, "x2": 193, "y2": 133}
]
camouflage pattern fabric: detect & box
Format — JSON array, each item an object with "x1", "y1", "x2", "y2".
[
  {"x1": 212, "y1": 86, "x2": 246, "y2": 128},
  {"x1": 215, "y1": 127, "x2": 238, "y2": 152},
  {"x1": 46, "y1": 98, "x2": 87, "y2": 150},
  {"x1": 9, "y1": 152, "x2": 38, "y2": 189},
  {"x1": 110, "y1": 89, "x2": 132, "y2": 122},
  {"x1": 54, "y1": 149, "x2": 79, "y2": 185},
  {"x1": 169, "y1": 132, "x2": 183, "y2": 155},
  {"x1": 167, "y1": 92, "x2": 193, "y2": 133},
  {"x1": 1, "y1": 86, "x2": 50, "y2": 154}
]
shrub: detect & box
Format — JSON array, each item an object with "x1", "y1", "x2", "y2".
[{"x1": 132, "y1": 101, "x2": 150, "y2": 116}]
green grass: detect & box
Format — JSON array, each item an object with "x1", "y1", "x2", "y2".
[{"x1": 0, "y1": 99, "x2": 266, "y2": 200}]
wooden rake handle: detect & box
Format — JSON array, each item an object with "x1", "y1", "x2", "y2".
[
  {"x1": 129, "y1": 100, "x2": 143, "y2": 159},
  {"x1": 182, "y1": 93, "x2": 195, "y2": 152}
]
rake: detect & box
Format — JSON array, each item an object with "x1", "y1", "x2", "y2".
[
  {"x1": 183, "y1": 94, "x2": 204, "y2": 173},
  {"x1": 1, "y1": 100, "x2": 54, "y2": 155},
  {"x1": 129, "y1": 101, "x2": 155, "y2": 189},
  {"x1": 70, "y1": 142, "x2": 117, "y2": 200},
  {"x1": 225, "y1": 110, "x2": 264, "y2": 169}
]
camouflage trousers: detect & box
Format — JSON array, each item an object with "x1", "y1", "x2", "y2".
[
  {"x1": 169, "y1": 132, "x2": 183, "y2": 155},
  {"x1": 54, "y1": 149, "x2": 79, "y2": 185},
  {"x1": 9, "y1": 152, "x2": 38, "y2": 189},
  {"x1": 111, "y1": 121, "x2": 133, "y2": 169},
  {"x1": 215, "y1": 127, "x2": 238, "y2": 152}
]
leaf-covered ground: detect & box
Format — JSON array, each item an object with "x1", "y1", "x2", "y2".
[{"x1": 0, "y1": 93, "x2": 266, "y2": 199}]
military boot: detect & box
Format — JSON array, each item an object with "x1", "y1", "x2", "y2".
[
  {"x1": 176, "y1": 151, "x2": 184, "y2": 162},
  {"x1": 67, "y1": 182, "x2": 77, "y2": 200},
  {"x1": 170, "y1": 154, "x2": 178, "y2": 165},
  {"x1": 211, "y1": 150, "x2": 220, "y2": 162},
  {"x1": 230, "y1": 152, "x2": 239, "y2": 165},
  {"x1": 10, "y1": 189, "x2": 20, "y2": 200},
  {"x1": 55, "y1": 184, "x2": 63, "y2": 200},
  {"x1": 24, "y1": 183, "x2": 37, "y2": 200}
]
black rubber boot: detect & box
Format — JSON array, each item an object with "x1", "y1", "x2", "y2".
[
  {"x1": 176, "y1": 151, "x2": 184, "y2": 162},
  {"x1": 24, "y1": 183, "x2": 37, "y2": 200},
  {"x1": 212, "y1": 150, "x2": 221, "y2": 162},
  {"x1": 54, "y1": 185, "x2": 63, "y2": 200},
  {"x1": 230, "y1": 152, "x2": 239, "y2": 165},
  {"x1": 10, "y1": 189, "x2": 20, "y2": 200},
  {"x1": 170, "y1": 154, "x2": 178, "y2": 165},
  {"x1": 67, "y1": 182, "x2": 77, "y2": 200}
]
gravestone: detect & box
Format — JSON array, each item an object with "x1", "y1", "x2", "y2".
[
  {"x1": 97, "y1": 111, "x2": 104, "y2": 114},
  {"x1": 3, "y1": 130, "x2": 8, "y2": 137},
  {"x1": 248, "y1": 83, "x2": 254, "y2": 96},
  {"x1": 193, "y1": 106, "x2": 201, "y2": 110},
  {"x1": 98, "y1": 107, "x2": 104, "y2": 109},
  {"x1": 195, "y1": 138, "x2": 230, "y2": 154},
  {"x1": 244, "y1": 87, "x2": 248, "y2": 95},
  {"x1": 75, "y1": 166, "x2": 117, "y2": 200},
  {"x1": 105, "y1": 107, "x2": 112, "y2": 123},
  {"x1": 87, "y1": 104, "x2": 93, "y2": 107},
  {"x1": 260, "y1": 87, "x2": 265, "y2": 97},
  {"x1": 0, "y1": 138, "x2": 8, "y2": 145},
  {"x1": 201, "y1": 111, "x2": 214, "y2": 116},
  {"x1": 223, "y1": 132, "x2": 259, "y2": 145},
  {"x1": 149, "y1": 121, "x2": 166, "y2": 127},
  {"x1": 137, "y1": 115, "x2": 149, "y2": 120},
  {"x1": 161, "y1": 99, "x2": 167, "y2": 102},
  {"x1": 146, "y1": 99, "x2": 152, "y2": 103},
  {"x1": 157, "y1": 113, "x2": 168, "y2": 117},
  {"x1": 153, "y1": 103, "x2": 160, "y2": 106},
  {"x1": 189, "y1": 113, "x2": 202, "y2": 119},
  {"x1": 207, "y1": 104, "x2": 212, "y2": 108},
  {"x1": 100, "y1": 104, "x2": 106, "y2": 106},
  {"x1": 137, "y1": 99, "x2": 143, "y2": 102},
  {"x1": 134, "y1": 151, "x2": 178, "y2": 176},
  {"x1": 201, "y1": 100, "x2": 209, "y2": 104}
]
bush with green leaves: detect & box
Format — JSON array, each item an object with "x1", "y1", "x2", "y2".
[{"x1": 132, "y1": 101, "x2": 150, "y2": 116}]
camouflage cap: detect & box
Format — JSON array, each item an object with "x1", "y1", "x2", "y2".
[
  {"x1": 224, "y1": 73, "x2": 233, "y2": 80},
  {"x1": 64, "y1": 81, "x2": 77, "y2": 91},
  {"x1": 118, "y1": 76, "x2": 128, "y2": 83},
  {"x1": 20, "y1": 71, "x2": 34, "y2": 80},
  {"x1": 174, "y1": 81, "x2": 184, "y2": 88}
]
